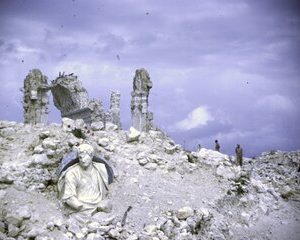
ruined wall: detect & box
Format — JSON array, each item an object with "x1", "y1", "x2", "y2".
[
  {"x1": 23, "y1": 69, "x2": 49, "y2": 124},
  {"x1": 51, "y1": 73, "x2": 105, "y2": 124},
  {"x1": 108, "y1": 91, "x2": 121, "y2": 129},
  {"x1": 130, "y1": 68, "x2": 153, "y2": 132}
]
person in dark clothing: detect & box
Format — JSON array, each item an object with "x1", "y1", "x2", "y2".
[
  {"x1": 235, "y1": 144, "x2": 243, "y2": 166},
  {"x1": 215, "y1": 140, "x2": 220, "y2": 152}
]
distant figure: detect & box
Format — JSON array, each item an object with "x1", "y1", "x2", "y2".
[
  {"x1": 235, "y1": 144, "x2": 243, "y2": 166},
  {"x1": 215, "y1": 140, "x2": 220, "y2": 152},
  {"x1": 198, "y1": 144, "x2": 201, "y2": 151}
]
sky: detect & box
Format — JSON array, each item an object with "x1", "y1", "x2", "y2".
[{"x1": 0, "y1": 0, "x2": 299, "y2": 157}]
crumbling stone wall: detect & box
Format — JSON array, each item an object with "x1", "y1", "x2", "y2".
[
  {"x1": 23, "y1": 70, "x2": 125, "y2": 128},
  {"x1": 131, "y1": 68, "x2": 153, "y2": 132},
  {"x1": 109, "y1": 91, "x2": 121, "y2": 129},
  {"x1": 51, "y1": 73, "x2": 105, "y2": 124},
  {"x1": 23, "y1": 69, "x2": 50, "y2": 124}
]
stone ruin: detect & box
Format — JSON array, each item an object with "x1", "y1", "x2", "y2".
[
  {"x1": 108, "y1": 91, "x2": 121, "y2": 129},
  {"x1": 131, "y1": 68, "x2": 154, "y2": 132},
  {"x1": 51, "y1": 73, "x2": 106, "y2": 124},
  {"x1": 23, "y1": 68, "x2": 154, "y2": 131},
  {"x1": 23, "y1": 69, "x2": 50, "y2": 124}
]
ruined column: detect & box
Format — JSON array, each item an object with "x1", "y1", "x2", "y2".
[
  {"x1": 51, "y1": 73, "x2": 105, "y2": 124},
  {"x1": 130, "y1": 68, "x2": 153, "y2": 132},
  {"x1": 109, "y1": 91, "x2": 121, "y2": 129},
  {"x1": 23, "y1": 69, "x2": 50, "y2": 124}
]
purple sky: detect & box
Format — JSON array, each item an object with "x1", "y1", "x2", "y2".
[{"x1": 0, "y1": 0, "x2": 299, "y2": 156}]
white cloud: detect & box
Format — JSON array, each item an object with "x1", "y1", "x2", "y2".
[
  {"x1": 175, "y1": 106, "x2": 214, "y2": 130},
  {"x1": 257, "y1": 94, "x2": 295, "y2": 112},
  {"x1": 214, "y1": 129, "x2": 253, "y2": 142}
]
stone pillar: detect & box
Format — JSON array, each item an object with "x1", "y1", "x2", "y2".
[
  {"x1": 23, "y1": 69, "x2": 50, "y2": 124},
  {"x1": 130, "y1": 68, "x2": 153, "y2": 132},
  {"x1": 109, "y1": 91, "x2": 121, "y2": 129}
]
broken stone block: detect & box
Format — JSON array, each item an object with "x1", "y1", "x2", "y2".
[
  {"x1": 92, "y1": 213, "x2": 115, "y2": 226},
  {"x1": 62, "y1": 118, "x2": 75, "y2": 132},
  {"x1": 108, "y1": 228, "x2": 120, "y2": 239},
  {"x1": 91, "y1": 121, "x2": 104, "y2": 131},
  {"x1": 164, "y1": 144, "x2": 177, "y2": 155},
  {"x1": 74, "y1": 118, "x2": 86, "y2": 129},
  {"x1": 144, "y1": 224, "x2": 158, "y2": 234},
  {"x1": 98, "y1": 138, "x2": 109, "y2": 147},
  {"x1": 105, "y1": 122, "x2": 118, "y2": 131},
  {"x1": 126, "y1": 127, "x2": 141, "y2": 142},
  {"x1": 42, "y1": 138, "x2": 58, "y2": 150},
  {"x1": 145, "y1": 163, "x2": 158, "y2": 171},
  {"x1": 0, "y1": 174, "x2": 14, "y2": 184},
  {"x1": 7, "y1": 224, "x2": 21, "y2": 237},
  {"x1": 177, "y1": 207, "x2": 194, "y2": 220},
  {"x1": 51, "y1": 74, "x2": 105, "y2": 124},
  {"x1": 138, "y1": 158, "x2": 149, "y2": 166},
  {"x1": 33, "y1": 145, "x2": 44, "y2": 154},
  {"x1": 6, "y1": 214, "x2": 23, "y2": 227}
]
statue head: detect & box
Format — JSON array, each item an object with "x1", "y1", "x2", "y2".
[{"x1": 77, "y1": 144, "x2": 94, "y2": 170}]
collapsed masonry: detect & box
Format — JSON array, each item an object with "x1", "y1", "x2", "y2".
[
  {"x1": 23, "y1": 68, "x2": 154, "y2": 131},
  {"x1": 108, "y1": 91, "x2": 121, "y2": 129},
  {"x1": 131, "y1": 68, "x2": 154, "y2": 132},
  {"x1": 23, "y1": 70, "x2": 122, "y2": 127},
  {"x1": 51, "y1": 73, "x2": 106, "y2": 124},
  {"x1": 23, "y1": 69, "x2": 50, "y2": 124}
]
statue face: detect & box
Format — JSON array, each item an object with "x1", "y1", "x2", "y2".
[{"x1": 78, "y1": 152, "x2": 92, "y2": 170}]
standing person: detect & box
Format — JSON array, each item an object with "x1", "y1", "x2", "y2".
[
  {"x1": 235, "y1": 144, "x2": 243, "y2": 166},
  {"x1": 198, "y1": 144, "x2": 201, "y2": 151},
  {"x1": 215, "y1": 140, "x2": 220, "y2": 152}
]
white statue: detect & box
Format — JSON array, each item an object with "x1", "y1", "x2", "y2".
[{"x1": 58, "y1": 144, "x2": 109, "y2": 215}]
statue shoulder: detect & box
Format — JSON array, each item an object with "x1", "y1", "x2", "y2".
[
  {"x1": 93, "y1": 162, "x2": 107, "y2": 172},
  {"x1": 63, "y1": 163, "x2": 81, "y2": 178}
]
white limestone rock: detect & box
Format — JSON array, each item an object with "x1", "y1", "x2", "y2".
[
  {"x1": 42, "y1": 138, "x2": 58, "y2": 150},
  {"x1": 145, "y1": 163, "x2": 157, "y2": 171},
  {"x1": 91, "y1": 121, "x2": 104, "y2": 131},
  {"x1": 144, "y1": 224, "x2": 158, "y2": 234},
  {"x1": 197, "y1": 148, "x2": 230, "y2": 166},
  {"x1": 30, "y1": 154, "x2": 51, "y2": 166},
  {"x1": 98, "y1": 138, "x2": 109, "y2": 147},
  {"x1": 105, "y1": 122, "x2": 118, "y2": 131},
  {"x1": 74, "y1": 118, "x2": 85, "y2": 129},
  {"x1": 108, "y1": 228, "x2": 120, "y2": 239},
  {"x1": 216, "y1": 165, "x2": 239, "y2": 180},
  {"x1": 126, "y1": 127, "x2": 141, "y2": 142},
  {"x1": 33, "y1": 145, "x2": 44, "y2": 154},
  {"x1": 138, "y1": 158, "x2": 149, "y2": 166},
  {"x1": 62, "y1": 118, "x2": 75, "y2": 132},
  {"x1": 177, "y1": 207, "x2": 194, "y2": 220}
]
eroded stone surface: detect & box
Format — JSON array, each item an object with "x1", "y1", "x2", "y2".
[
  {"x1": 131, "y1": 68, "x2": 154, "y2": 132},
  {"x1": 108, "y1": 91, "x2": 121, "y2": 129},
  {"x1": 23, "y1": 69, "x2": 50, "y2": 124},
  {"x1": 51, "y1": 74, "x2": 105, "y2": 124}
]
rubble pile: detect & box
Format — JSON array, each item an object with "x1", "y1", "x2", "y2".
[
  {"x1": 250, "y1": 151, "x2": 300, "y2": 200},
  {"x1": 0, "y1": 120, "x2": 299, "y2": 239}
]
